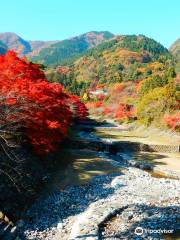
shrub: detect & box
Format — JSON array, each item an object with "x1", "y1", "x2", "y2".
[
  {"x1": 0, "y1": 51, "x2": 87, "y2": 155},
  {"x1": 136, "y1": 82, "x2": 177, "y2": 125},
  {"x1": 115, "y1": 104, "x2": 134, "y2": 121},
  {"x1": 139, "y1": 75, "x2": 168, "y2": 95},
  {"x1": 164, "y1": 113, "x2": 180, "y2": 131},
  {"x1": 103, "y1": 107, "x2": 112, "y2": 116}
]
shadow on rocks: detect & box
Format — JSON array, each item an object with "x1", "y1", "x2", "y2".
[
  {"x1": 18, "y1": 171, "x2": 124, "y2": 238},
  {"x1": 99, "y1": 203, "x2": 180, "y2": 240}
]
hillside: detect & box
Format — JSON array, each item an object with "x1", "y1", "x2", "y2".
[
  {"x1": 70, "y1": 35, "x2": 172, "y2": 88},
  {"x1": 28, "y1": 40, "x2": 58, "y2": 57},
  {"x1": 0, "y1": 31, "x2": 114, "y2": 60},
  {"x1": 31, "y1": 31, "x2": 114, "y2": 66},
  {"x1": 0, "y1": 32, "x2": 58, "y2": 56},
  {"x1": 0, "y1": 32, "x2": 32, "y2": 55},
  {"x1": 0, "y1": 40, "x2": 7, "y2": 54},
  {"x1": 170, "y1": 38, "x2": 180, "y2": 57},
  {"x1": 47, "y1": 34, "x2": 179, "y2": 131},
  {"x1": 170, "y1": 38, "x2": 180, "y2": 72}
]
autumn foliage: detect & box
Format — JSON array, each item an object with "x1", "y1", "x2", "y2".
[
  {"x1": 70, "y1": 95, "x2": 88, "y2": 120},
  {"x1": 115, "y1": 104, "x2": 134, "y2": 121},
  {"x1": 0, "y1": 51, "x2": 87, "y2": 154},
  {"x1": 86, "y1": 101, "x2": 104, "y2": 109},
  {"x1": 103, "y1": 107, "x2": 112, "y2": 116},
  {"x1": 164, "y1": 113, "x2": 180, "y2": 130}
]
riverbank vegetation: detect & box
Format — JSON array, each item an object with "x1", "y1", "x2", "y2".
[
  {"x1": 0, "y1": 51, "x2": 87, "y2": 218},
  {"x1": 0, "y1": 51, "x2": 87, "y2": 154}
]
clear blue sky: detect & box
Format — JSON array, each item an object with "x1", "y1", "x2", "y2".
[{"x1": 1, "y1": 0, "x2": 179, "y2": 47}]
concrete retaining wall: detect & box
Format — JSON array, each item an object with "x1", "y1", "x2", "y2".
[{"x1": 74, "y1": 139, "x2": 180, "y2": 153}]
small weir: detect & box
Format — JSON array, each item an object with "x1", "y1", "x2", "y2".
[{"x1": 75, "y1": 119, "x2": 180, "y2": 180}]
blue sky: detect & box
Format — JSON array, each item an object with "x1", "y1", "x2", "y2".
[{"x1": 1, "y1": 0, "x2": 179, "y2": 47}]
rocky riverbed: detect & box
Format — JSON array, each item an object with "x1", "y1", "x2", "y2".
[
  {"x1": 17, "y1": 158, "x2": 180, "y2": 240},
  {"x1": 15, "y1": 120, "x2": 180, "y2": 240}
]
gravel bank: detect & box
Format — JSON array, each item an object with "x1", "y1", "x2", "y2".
[
  {"x1": 16, "y1": 122, "x2": 180, "y2": 240},
  {"x1": 17, "y1": 165, "x2": 180, "y2": 240}
]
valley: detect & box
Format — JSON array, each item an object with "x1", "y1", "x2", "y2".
[
  {"x1": 0, "y1": 30, "x2": 179, "y2": 240},
  {"x1": 15, "y1": 118, "x2": 180, "y2": 240}
]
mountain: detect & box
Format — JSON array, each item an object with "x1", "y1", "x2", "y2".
[
  {"x1": 46, "y1": 34, "x2": 174, "y2": 98},
  {"x1": 31, "y1": 31, "x2": 115, "y2": 66},
  {"x1": 28, "y1": 40, "x2": 58, "y2": 57},
  {"x1": 0, "y1": 32, "x2": 57, "y2": 56},
  {"x1": 0, "y1": 32, "x2": 32, "y2": 55},
  {"x1": 71, "y1": 35, "x2": 172, "y2": 87},
  {"x1": 0, "y1": 31, "x2": 114, "y2": 64},
  {"x1": 170, "y1": 38, "x2": 180, "y2": 58},
  {"x1": 170, "y1": 38, "x2": 180, "y2": 72},
  {"x1": 46, "y1": 34, "x2": 178, "y2": 130}
]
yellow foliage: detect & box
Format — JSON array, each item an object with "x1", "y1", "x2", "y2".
[
  {"x1": 82, "y1": 93, "x2": 89, "y2": 101},
  {"x1": 148, "y1": 62, "x2": 164, "y2": 71},
  {"x1": 137, "y1": 67, "x2": 146, "y2": 73},
  {"x1": 137, "y1": 82, "x2": 177, "y2": 125}
]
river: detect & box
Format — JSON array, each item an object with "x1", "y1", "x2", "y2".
[{"x1": 8, "y1": 118, "x2": 180, "y2": 239}]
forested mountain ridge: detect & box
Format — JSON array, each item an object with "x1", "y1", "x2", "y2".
[
  {"x1": 49, "y1": 34, "x2": 172, "y2": 94},
  {"x1": 28, "y1": 40, "x2": 58, "y2": 57},
  {"x1": 0, "y1": 32, "x2": 58, "y2": 56},
  {"x1": 0, "y1": 31, "x2": 114, "y2": 63},
  {"x1": 0, "y1": 32, "x2": 32, "y2": 55},
  {"x1": 31, "y1": 31, "x2": 115, "y2": 66}
]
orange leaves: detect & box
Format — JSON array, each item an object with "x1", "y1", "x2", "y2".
[
  {"x1": 57, "y1": 66, "x2": 70, "y2": 74},
  {"x1": 86, "y1": 101, "x2": 104, "y2": 109},
  {"x1": 164, "y1": 113, "x2": 180, "y2": 130},
  {"x1": 148, "y1": 62, "x2": 164, "y2": 71},
  {"x1": 115, "y1": 104, "x2": 134, "y2": 121},
  {"x1": 46, "y1": 120, "x2": 61, "y2": 129},
  {"x1": 103, "y1": 107, "x2": 112, "y2": 116},
  {"x1": 114, "y1": 49, "x2": 145, "y2": 65},
  {"x1": 95, "y1": 84, "x2": 105, "y2": 90},
  {"x1": 111, "y1": 83, "x2": 126, "y2": 93},
  {"x1": 108, "y1": 81, "x2": 137, "y2": 104}
]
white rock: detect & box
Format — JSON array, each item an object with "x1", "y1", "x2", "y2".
[
  {"x1": 111, "y1": 177, "x2": 125, "y2": 189},
  {"x1": 57, "y1": 222, "x2": 63, "y2": 231}
]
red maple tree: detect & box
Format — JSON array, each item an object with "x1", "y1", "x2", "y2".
[{"x1": 0, "y1": 51, "x2": 87, "y2": 154}]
